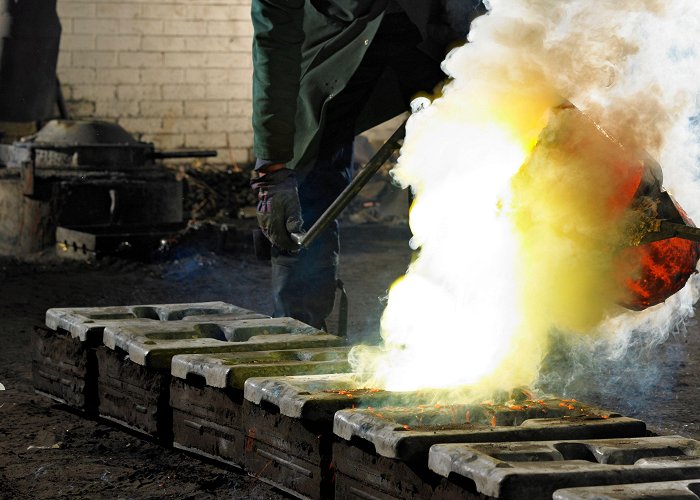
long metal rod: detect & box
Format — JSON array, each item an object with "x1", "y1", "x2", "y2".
[{"x1": 292, "y1": 119, "x2": 407, "y2": 248}]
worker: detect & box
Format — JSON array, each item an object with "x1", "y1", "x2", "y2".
[{"x1": 250, "y1": 0, "x2": 486, "y2": 330}]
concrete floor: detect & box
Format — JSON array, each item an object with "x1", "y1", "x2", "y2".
[{"x1": 0, "y1": 222, "x2": 698, "y2": 498}]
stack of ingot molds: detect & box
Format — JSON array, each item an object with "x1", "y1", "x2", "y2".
[
  {"x1": 98, "y1": 316, "x2": 344, "y2": 442},
  {"x1": 553, "y1": 479, "x2": 700, "y2": 500},
  {"x1": 168, "y1": 348, "x2": 352, "y2": 469},
  {"x1": 332, "y1": 398, "x2": 648, "y2": 499},
  {"x1": 33, "y1": 302, "x2": 260, "y2": 413},
  {"x1": 429, "y1": 436, "x2": 700, "y2": 499},
  {"x1": 241, "y1": 373, "x2": 434, "y2": 499}
]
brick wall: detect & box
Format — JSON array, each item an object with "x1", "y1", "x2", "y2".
[{"x1": 56, "y1": 0, "x2": 399, "y2": 166}]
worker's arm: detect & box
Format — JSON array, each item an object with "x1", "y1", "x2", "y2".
[
  {"x1": 250, "y1": 0, "x2": 305, "y2": 250},
  {"x1": 251, "y1": 0, "x2": 305, "y2": 168}
]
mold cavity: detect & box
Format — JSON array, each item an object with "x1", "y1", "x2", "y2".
[
  {"x1": 490, "y1": 451, "x2": 558, "y2": 462},
  {"x1": 446, "y1": 472, "x2": 480, "y2": 495},
  {"x1": 553, "y1": 443, "x2": 598, "y2": 462},
  {"x1": 186, "y1": 373, "x2": 207, "y2": 388},
  {"x1": 130, "y1": 307, "x2": 160, "y2": 320},
  {"x1": 86, "y1": 313, "x2": 136, "y2": 320},
  {"x1": 686, "y1": 482, "x2": 700, "y2": 497},
  {"x1": 349, "y1": 435, "x2": 377, "y2": 455},
  {"x1": 165, "y1": 308, "x2": 224, "y2": 321},
  {"x1": 307, "y1": 351, "x2": 345, "y2": 362},
  {"x1": 225, "y1": 326, "x2": 288, "y2": 342},
  {"x1": 143, "y1": 331, "x2": 192, "y2": 341},
  {"x1": 259, "y1": 400, "x2": 280, "y2": 415},
  {"x1": 607, "y1": 446, "x2": 687, "y2": 465},
  {"x1": 194, "y1": 324, "x2": 227, "y2": 341}
]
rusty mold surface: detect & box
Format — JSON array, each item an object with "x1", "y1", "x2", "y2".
[
  {"x1": 333, "y1": 439, "x2": 443, "y2": 500},
  {"x1": 553, "y1": 479, "x2": 700, "y2": 500},
  {"x1": 102, "y1": 317, "x2": 343, "y2": 369},
  {"x1": 31, "y1": 326, "x2": 98, "y2": 412},
  {"x1": 242, "y1": 399, "x2": 336, "y2": 500},
  {"x1": 241, "y1": 373, "x2": 405, "y2": 500},
  {"x1": 428, "y1": 436, "x2": 700, "y2": 500},
  {"x1": 33, "y1": 301, "x2": 268, "y2": 409},
  {"x1": 242, "y1": 373, "x2": 428, "y2": 423},
  {"x1": 334, "y1": 399, "x2": 646, "y2": 462},
  {"x1": 45, "y1": 301, "x2": 265, "y2": 343},
  {"x1": 169, "y1": 347, "x2": 351, "y2": 471},
  {"x1": 93, "y1": 318, "x2": 342, "y2": 441},
  {"x1": 170, "y1": 378, "x2": 246, "y2": 468},
  {"x1": 170, "y1": 347, "x2": 352, "y2": 390},
  {"x1": 96, "y1": 346, "x2": 172, "y2": 442}
]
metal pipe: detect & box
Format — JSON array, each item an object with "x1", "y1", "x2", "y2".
[
  {"x1": 150, "y1": 150, "x2": 218, "y2": 159},
  {"x1": 292, "y1": 118, "x2": 407, "y2": 248}
]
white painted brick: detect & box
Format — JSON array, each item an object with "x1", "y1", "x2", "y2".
[
  {"x1": 226, "y1": 132, "x2": 254, "y2": 147},
  {"x1": 60, "y1": 85, "x2": 73, "y2": 100},
  {"x1": 96, "y1": 68, "x2": 140, "y2": 84},
  {"x1": 185, "y1": 100, "x2": 229, "y2": 117},
  {"x1": 185, "y1": 132, "x2": 227, "y2": 148},
  {"x1": 230, "y1": 83, "x2": 252, "y2": 100},
  {"x1": 71, "y1": 84, "x2": 117, "y2": 101},
  {"x1": 68, "y1": 100, "x2": 96, "y2": 118},
  {"x1": 117, "y1": 118, "x2": 163, "y2": 132},
  {"x1": 162, "y1": 84, "x2": 206, "y2": 100},
  {"x1": 140, "y1": 4, "x2": 189, "y2": 20},
  {"x1": 163, "y1": 52, "x2": 205, "y2": 68},
  {"x1": 57, "y1": 51, "x2": 72, "y2": 69},
  {"x1": 140, "y1": 101, "x2": 184, "y2": 118},
  {"x1": 140, "y1": 68, "x2": 185, "y2": 84},
  {"x1": 206, "y1": 117, "x2": 251, "y2": 132},
  {"x1": 60, "y1": 34, "x2": 96, "y2": 51},
  {"x1": 207, "y1": 20, "x2": 253, "y2": 37},
  {"x1": 228, "y1": 5, "x2": 251, "y2": 20},
  {"x1": 163, "y1": 20, "x2": 207, "y2": 36},
  {"x1": 72, "y1": 51, "x2": 119, "y2": 68},
  {"x1": 73, "y1": 18, "x2": 120, "y2": 35},
  {"x1": 205, "y1": 84, "x2": 249, "y2": 100},
  {"x1": 96, "y1": 3, "x2": 141, "y2": 19},
  {"x1": 228, "y1": 100, "x2": 253, "y2": 116},
  {"x1": 184, "y1": 68, "x2": 232, "y2": 84},
  {"x1": 141, "y1": 36, "x2": 185, "y2": 52},
  {"x1": 96, "y1": 35, "x2": 141, "y2": 51},
  {"x1": 61, "y1": 18, "x2": 73, "y2": 35},
  {"x1": 184, "y1": 36, "x2": 238, "y2": 53},
  {"x1": 118, "y1": 52, "x2": 163, "y2": 68},
  {"x1": 95, "y1": 100, "x2": 140, "y2": 118},
  {"x1": 142, "y1": 133, "x2": 186, "y2": 150},
  {"x1": 162, "y1": 117, "x2": 207, "y2": 134},
  {"x1": 57, "y1": 0, "x2": 260, "y2": 161},
  {"x1": 117, "y1": 84, "x2": 161, "y2": 100},
  {"x1": 188, "y1": 5, "x2": 233, "y2": 21},
  {"x1": 118, "y1": 19, "x2": 164, "y2": 35},
  {"x1": 205, "y1": 53, "x2": 253, "y2": 70},
  {"x1": 59, "y1": 68, "x2": 97, "y2": 84},
  {"x1": 58, "y1": 2, "x2": 96, "y2": 18}
]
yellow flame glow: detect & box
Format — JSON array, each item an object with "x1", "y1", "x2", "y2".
[{"x1": 350, "y1": 0, "x2": 700, "y2": 397}]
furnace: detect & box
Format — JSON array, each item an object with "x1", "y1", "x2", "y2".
[{"x1": 0, "y1": 119, "x2": 214, "y2": 255}]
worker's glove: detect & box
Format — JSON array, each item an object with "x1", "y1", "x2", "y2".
[{"x1": 250, "y1": 169, "x2": 304, "y2": 252}]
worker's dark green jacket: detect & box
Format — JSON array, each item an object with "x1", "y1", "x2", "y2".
[{"x1": 251, "y1": 0, "x2": 472, "y2": 176}]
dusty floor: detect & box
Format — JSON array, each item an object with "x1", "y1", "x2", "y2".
[
  {"x1": 1, "y1": 222, "x2": 699, "y2": 498},
  {"x1": 0, "y1": 223, "x2": 410, "y2": 499}
]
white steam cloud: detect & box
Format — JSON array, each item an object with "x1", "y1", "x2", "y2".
[{"x1": 351, "y1": 0, "x2": 700, "y2": 399}]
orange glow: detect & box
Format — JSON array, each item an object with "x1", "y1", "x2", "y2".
[{"x1": 621, "y1": 236, "x2": 700, "y2": 310}]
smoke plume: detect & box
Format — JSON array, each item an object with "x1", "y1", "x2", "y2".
[{"x1": 350, "y1": 0, "x2": 700, "y2": 399}]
